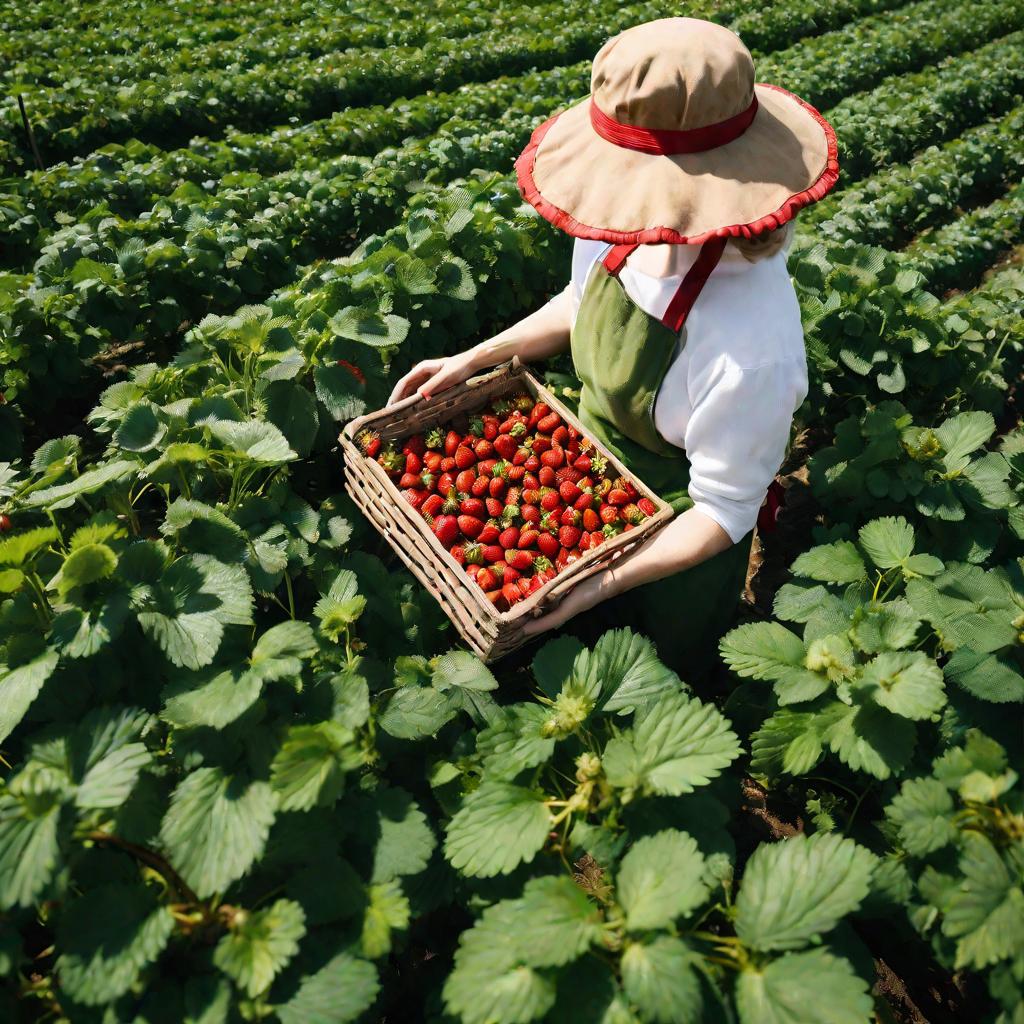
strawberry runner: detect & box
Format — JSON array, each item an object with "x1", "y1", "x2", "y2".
[{"x1": 568, "y1": 238, "x2": 754, "y2": 679}]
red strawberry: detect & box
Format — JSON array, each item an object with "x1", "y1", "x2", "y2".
[
  {"x1": 523, "y1": 471, "x2": 540, "y2": 490},
  {"x1": 399, "y1": 472, "x2": 422, "y2": 489},
  {"x1": 558, "y1": 480, "x2": 582, "y2": 504},
  {"x1": 537, "y1": 532, "x2": 560, "y2": 558},
  {"x1": 556, "y1": 548, "x2": 570, "y2": 570},
  {"x1": 403, "y1": 488, "x2": 428, "y2": 509},
  {"x1": 479, "y1": 458, "x2": 498, "y2": 477},
  {"x1": 471, "y1": 476, "x2": 490, "y2": 497},
  {"x1": 558, "y1": 525, "x2": 581, "y2": 549},
  {"x1": 524, "y1": 455, "x2": 540, "y2": 473},
  {"x1": 482, "y1": 545, "x2": 505, "y2": 563},
  {"x1": 582, "y1": 508, "x2": 600, "y2": 532},
  {"x1": 482, "y1": 415, "x2": 500, "y2": 441},
  {"x1": 531, "y1": 436, "x2": 552, "y2": 455},
  {"x1": 502, "y1": 582, "x2": 524, "y2": 607},
  {"x1": 444, "y1": 430, "x2": 461, "y2": 456},
  {"x1": 479, "y1": 521, "x2": 501, "y2": 544},
  {"x1": 528, "y1": 402, "x2": 551, "y2": 428},
  {"x1": 574, "y1": 491, "x2": 594, "y2": 511},
  {"x1": 485, "y1": 496, "x2": 505, "y2": 518},
  {"x1": 357, "y1": 429, "x2": 382, "y2": 458},
  {"x1": 560, "y1": 508, "x2": 581, "y2": 527},
  {"x1": 422, "y1": 493, "x2": 445, "y2": 518},
  {"x1": 437, "y1": 472, "x2": 455, "y2": 495},
  {"x1": 477, "y1": 568, "x2": 497, "y2": 591},
  {"x1": 494, "y1": 434, "x2": 518, "y2": 460},
  {"x1": 405, "y1": 451, "x2": 422, "y2": 475},
  {"x1": 624, "y1": 522, "x2": 635, "y2": 532},
  {"x1": 607, "y1": 488, "x2": 629, "y2": 506},
  {"x1": 556, "y1": 466, "x2": 582, "y2": 485},
  {"x1": 538, "y1": 466, "x2": 557, "y2": 487},
  {"x1": 578, "y1": 533, "x2": 591, "y2": 551},
  {"x1": 540, "y1": 447, "x2": 565, "y2": 469},
  {"x1": 637, "y1": 497, "x2": 656, "y2": 517},
  {"x1": 403, "y1": 434, "x2": 426, "y2": 457},
  {"x1": 450, "y1": 543, "x2": 466, "y2": 565},
  {"x1": 489, "y1": 476, "x2": 507, "y2": 499},
  {"x1": 552, "y1": 426, "x2": 570, "y2": 448},
  {"x1": 460, "y1": 497, "x2": 486, "y2": 518},
  {"x1": 474, "y1": 438, "x2": 494, "y2": 460},
  {"x1": 600, "y1": 506, "x2": 620, "y2": 525},
  {"x1": 424, "y1": 451, "x2": 443, "y2": 473},
  {"x1": 440, "y1": 456, "x2": 456, "y2": 473},
  {"x1": 499, "y1": 526, "x2": 520, "y2": 549},
  {"x1": 574, "y1": 454, "x2": 592, "y2": 472},
  {"x1": 518, "y1": 528, "x2": 539, "y2": 549},
  {"x1": 455, "y1": 446, "x2": 476, "y2": 470},
  {"x1": 536, "y1": 412, "x2": 561, "y2": 434},
  {"x1": 521, "y1": 504, "x2": 541, "y2": 526},
  {"x1": 455, "y1": 469, "x2": 476, "y2": 494},
  {"x1": 589, "y1": 531, "x2": 606, "y2": 548},
  {"x1": 458, "y1": 515, "x2": 484, "y2": 539},
  {"x1": 521, "y1": 488, "x2": 541, "y2": 505},
  {"x1": 505, "y1": 549, "x2": 534, "y2": 571},
  {"x1": 506, "y1": 485, "x2": 522, "y2": 507},
  {"x1": 540, "y1": 490, "x2": 561, "y2": 512},
  {"x1": 433, "y1": 515, "x2": 459, "y2": 547},
  {"x1": 466, "y1": 563, "x2": 481, "y2": 579},
  {"x1": 507, "y1": 464, "x2": 526, "y2": 482}
]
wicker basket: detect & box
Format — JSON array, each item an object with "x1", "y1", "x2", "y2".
[{"x1": 340, "y1": 358, "x2": 673, "y2": 662}]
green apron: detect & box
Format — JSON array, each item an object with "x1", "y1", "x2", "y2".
[{"x1": 568, "y1": 238, "x2": 753, "y2": 679}]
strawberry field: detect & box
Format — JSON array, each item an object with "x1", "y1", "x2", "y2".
[{"x1": 1, "y1": 0, "x2": 1023, "y2": 1020}]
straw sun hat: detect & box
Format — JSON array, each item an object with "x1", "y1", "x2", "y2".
[{"x1": 515, "y1": 17, "x2": 839, "y2": 245}]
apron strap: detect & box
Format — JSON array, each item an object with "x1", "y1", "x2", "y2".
[
  {"x1": 601, "y1": 243, "x2": 640, "y2": 276},
  {"x1": 661, "y1": 236, "x2": 728, "y2": 333}
]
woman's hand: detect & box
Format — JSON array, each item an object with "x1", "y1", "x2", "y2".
[
  {"x1": 387, "y1": 349, "x2": 480, "y2": 406},
  {"x1": 521, "y1": 570, "x2": 611, "y2": 636}
]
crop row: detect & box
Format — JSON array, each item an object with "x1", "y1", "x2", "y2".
[
  {"x1": 5, "y1": 2, "x2": 1012, "y2": 429},
  {"x1": 901, "y1": 181, "x2": 1024, "y2": 293},
  {"x1": 800, "y1": 105, "x2": 1024, "y2": 250},
  {"x1": 0, "y1": 0, "x2": 698, "y2": 173},
  {"x1": 7, "y1": 0, "x2": 1009, "y2": 252}
]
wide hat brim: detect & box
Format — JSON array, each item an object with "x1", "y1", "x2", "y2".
[{"x1": 515, "y1": 83, "x2": 838, "y2": 245}]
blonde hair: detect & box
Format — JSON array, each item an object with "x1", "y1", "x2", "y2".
[{"x1": 729, "y1": 220, "x2": 795, "y2": 262}]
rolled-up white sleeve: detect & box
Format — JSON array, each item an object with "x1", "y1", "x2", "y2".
[{"x1": 683, "y1": 357, "x2": 807, "y2": 543}]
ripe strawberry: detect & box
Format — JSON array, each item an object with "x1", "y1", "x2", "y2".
[
  {"x1": 560, "y1": 507, "x2": 581, "y2": 527},
  {"x1": 524, "y1": 455, "x2": 540, "y2": 474},
  {"x1": 540, "y1": 447, "x2": 565, "y2": 469},
  {"x1": 433, "y1": 515, "x2": 459, "y2": 547},
  {"x1": 523, "y1": 471, "x2": 540, "y2": 491},
  {"x1": 507, "y1": 464, "x2": 526, "y2": 482},
  {"x1": 531, "y1": 435, "x2": 552, "y2": 455},
  {"x1": 494, "y1": 434, "x2": 518, "y2": 460},
  {"x1": 574, "y1": 491, "x2": 594, "y2": 511},
  {"x1": 582, "y1": 508, "x2": 600, "y2": 532},
  {"x1": 477, "y1": 568, "x2": 497, "y2": 591},
  {"x1": 536, "y1": 412, "x2": 561, "y2": 434},
  {"x1": 595, "y1": 478, "x2": 612, "y2": 498},
  {"x1": 613, "y1": 477, "x2": 638, "y2": 500},
  {"x1": 482, "y1": 415, "x2": 500, "y2": 441},
  {"x1": 404, "y1": 451, "x2": 422, "y2": 475},
  {"x1": 437, "y1": 472, "x2": 455, "y2": 496},
  {"x1": 501, "y1": 564, "x2": 521, "y2": 584},
  {"x1": 474, "y1": 438, "x2": 494, "y2": 460},
  {"x1": 481, "y1": 544, "x2": 504, "y2": 563},
  {"x1": 502, "y1": 581, "x2": 525, "y2": 607},
  {"x1": 499, "y1": 526, "x2": 520, "y2": 549},
  {"x1": 458, "y1": 515, "x2": 484, "y2": 539},
  {"x1": 624, "y1": 522, "x2": 635, "y2": 532},
  {"x1": 479, "y1": 521, "x2": 501, "y2": 544},
  {"x1": 540, "y1": 490, "x2": 561, "y2": 512},
  {"x1": 506, "y1": 485, "x2": 522, "y2": 506},
  {"x1": 556, "y1": 548, "x2": 570, "y2": 570},
  {"x1": 555, "y1": 465, "x2": 582, "y2": 485},
  {"x1": 538, "y1": 511, "x2": 559, "y2": 534},
  {"x1": 518, "y1": 528, "x2": 539, "y2": 549},
  {"x1": 538, "y1": 465, "x2": 557, "y2": 487},
  {"x1": 357, "y1": 429, "x2": 381, "y2": 458},
  {"x1": 622, "y1": 503, "x2": 644, "y2": 525},
  {"x1": 439, "y1": 456, "x2": 456, "y2": 473},
  {"x1": 578, "y1": 532, "x2": 591, "y2": 551},
  {"x1": 422, "y1": 493, "x2": 445, "y2": 518},
  {"x1": 607, "y1": 488, "x2": 630, "y2": 507},
  {"x1": 505, "y1": 549, "x2": 534, "y2": 571},
  {"x1": 533, "y1": 555, "x2": 555, "y2": 578},
  {"x1": 398, "y1": 472, "x2": 421, "y2": 489},
  {"x1": 558, "y1": 480, "x2": 582, "y2": 504},
  {"x1": 403, "y1": 434, "x2": 425, "y2": 457},
  {"x1": 403, "y1": 488, "x2": 428, "y2": 509},
  {"x1": 521, "y1": 504, "x2": 541, "y2": 526},
  {"x1": 459, "y1": 496, "x2": 485, "y2": 518},
  {"x1": 537, "y1": 532, "x2": 560, "y2": 558},
  {"x1": 528, "y1": 402, "x2": 551, "y2": 428},
  {"x1": 587, "y1": 531, "x2": 605, "y2": 548},
  {"x1": 454, "y1": 445, "x2": 476, "y2": 470},
  {"x1": 637, "y1": 497, "x2": 656, "y2": 517},
  {"x1": 424, "y1": 451, "x2": 443, "y2": 473},
  {"x1": 552, "y1": 425, "x2": 570, "y2": 448},
  {"x1": 451, "y1": 469, "x2": 473, "y2": 494},
  {"x1": 488, "y1": 477, "x2": 507, "y2": 500},
  {"x1": 558, "y1": 525, "x2": 581, "y2": 549},
  {"x1": 573, "y1": 454, "x2": 592, "y2": 472},
  {"x1": 466, "y1": 563, "x2": 481, "y2": 579},
  {"x1": 450, "y1": 543, "x2": 466, "y2": 565},
  {"x1": 484, "y1": 496, "x2": 503, "y2": 518},
  {"x1": 599, "y1": 506, "x2": 620, "y2": 525},
  {"x1": 444, "y1": 430, "x2": 461, "y2": 456},
  {"x1": 470, "y1": 476, "x2": 490, "y2": 497}
]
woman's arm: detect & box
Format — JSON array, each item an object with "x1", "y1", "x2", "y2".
[
  {"x1": 522, "y1": 505, "x2": 732, "y2": 635},
  {"x1": 387, "y1": 285, "x2": 572, "y2": 405}
]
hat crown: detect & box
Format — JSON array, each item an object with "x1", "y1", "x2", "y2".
[{"x1": 591, "y1": 18, "x2": 755, "y2": 132}]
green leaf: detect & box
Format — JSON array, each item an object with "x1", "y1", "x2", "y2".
[
  {"x1": 114, "y1": 402, "x2": 166, "y2": 452},
  {"x1": 71, "y1": 706, "x2": 151, "y2": 810},
  {"x1": 620, "y1": 935, "x2": 703, "y2": 1024},
  {"x1": 366, "y1": 787, "x2": 436, "y2": 883},
  {"x1": 791, "y1": 541, "x2": 866, "y2": 584},
  {"x1": 444, "y1": 781, "x2": 551, "y2": 878},
  {"x1": 943, "y1": 834, "x2": 1024, "y2": 970},
  {"x1": 330, "y1": 307, "x2": 409, "y2": 348},
  {"x1": 209, "y1": 419, "x2": 296, "y2": 464},
  {"x1": 885, "y1": 777, "x2": 956, "y2": 856},
  {"x1": 213, "y1": 899, "x2": 306, "y2": 998},
  {"x1": 857, "y1": 516, "x2": 914, "y2": 569},
  {"x1": 824, "y1": 701, "x2": 915, "y2": 779},
  {"x1": 531, "y1": 635, "x2": 584, "y2": 698},
  {"x1": 162, "y1": 664, "x2": 263, "y2": 729},
  {"x1": 432, "y1": 650, "x2": 498, "y2": 692},
  {"x1": 735, "y1": 948, "x2": 872, "y2": 1024},
  {"x1": 270, "y1": 723, "x2": 354, "y2": 811},
  {"x1": 511, "y1": 876, "x2": 603, "y2": 966},
  {"x1": 0, "y1": 791, "x2": 62, "y2": 908},
  {"x1": 378, "y1": 685, "x2": 458, "y2": 739},
  {"x1": 24, "y1": 460, "x2": 135, "y2": 509},
  {"x1": 720, "y1": 622, "x2": 806, "y2": 681},
  {"x1": 160, "y1": 767, "x2": 275, "y2": 898},
  {"x1": 276, "y1": 953, "x2": 380, "y2": 1024},
  {"x1": 572, "y1": 628, "x2": 684, "y2": 712},
  {"x1": 313, "y1": 363, "x2": 366, "y2": 422},
  {"x1": 602, "y1": 692, "x2": 740, "y2": 799},
  {"x1": 137, "y1": 554, "x2": 254, "y2": 670},
  {"x1": 935, "y1": 411, "x2": 995, "y2": 469},
  {"x1": 264, "y1": 380, "x2": 319, "y2": 456},
  {"x1": 750, "y1": 711, "x2": 825, "y2": 778},
  {"x1": 0, "y1": 526, "x2": 58, "y2": 567},
  {"x1": 849, "y1": 600, "x2": 920, "y2": 654},
  {"x1": 735, "y1": 833, "x2": 875, "y2": 952},
  {"x1": 361, "y1": 880, "x2": 409, "y2": 958},
  {"x1": 56, "y1": 884, "x2": 175, "y2": 1005},
  {"x1": 859, "y1": 651, "x2": 945, "y2": 720},
  {"x1": 51, "y1": 542, "x2": 117, "y2": 597},
  {"x1": 475, "y1": 704, "x2": 555, "y2": 780},
  {"x1": 616, "y1": 830, "x2": 708, "y2": 931},
  {"x1": 0, "y1": 649, "x2": 59, "y2": 744}
]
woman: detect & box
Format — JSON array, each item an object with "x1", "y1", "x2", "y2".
[{"x1": 388, "y1": 17, "x2": 838, "y2": 674}]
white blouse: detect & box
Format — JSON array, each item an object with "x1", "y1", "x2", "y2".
[{"x1": 568, "y1": 235, "x2": 808, "y2": 543}]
